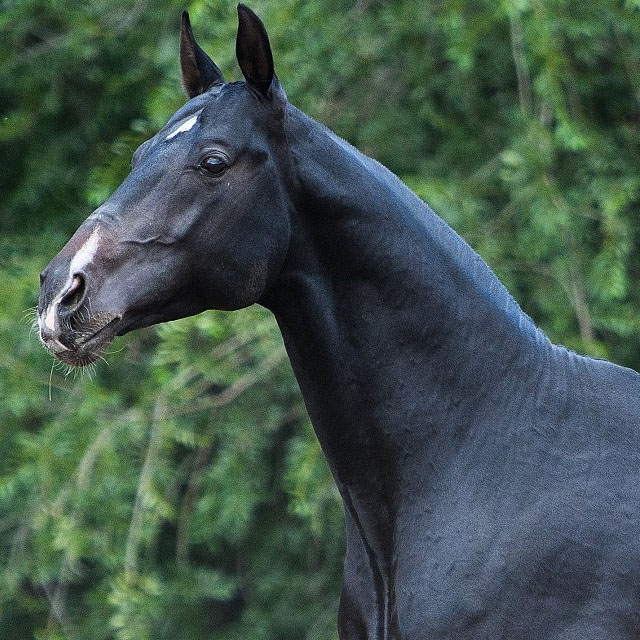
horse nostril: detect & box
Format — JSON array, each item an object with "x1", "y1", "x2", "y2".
[{"x1": 60, "y1": 274, "x2": 87, "y2": 310}]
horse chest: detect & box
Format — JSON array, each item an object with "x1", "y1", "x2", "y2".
[{"x1": 389, "y1": 482, "x2": 640, "y2": 640}]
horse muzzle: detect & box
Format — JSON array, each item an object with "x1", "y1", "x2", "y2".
[{"x1": 38, "y1": 272, "x2": 122, "y2": 367}]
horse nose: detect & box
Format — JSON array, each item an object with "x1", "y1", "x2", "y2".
[
  {"x1": 39, "y1": 273, "x2": 88, "y2": 347},
  {"x1": 39, "y1": 325, "x2": 59, "y2": 345},
  {"x1": 58, "y1": 274, "x2": 87, "y2": 315}
]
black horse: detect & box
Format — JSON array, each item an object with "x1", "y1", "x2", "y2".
[{"x1": 38, "y1": 5, "x2": 640, "y2": 639}]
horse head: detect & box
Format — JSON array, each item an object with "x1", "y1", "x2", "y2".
[{"x1": 38, "y1": 5, "x2": 291, "y2": 366}]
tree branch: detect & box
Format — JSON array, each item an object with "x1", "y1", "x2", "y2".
[
  {"x1": 509, "y1": 12, "x2": 533, "y2": 117},
  {"x1": 124, "y1": 398, "x2": 165, "y2": 578}
]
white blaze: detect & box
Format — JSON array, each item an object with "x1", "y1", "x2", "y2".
[
  {"x1": 69, "y1": 227, "x2": 100, "y2": 277},
  {"x1": 165, "y1": 113, "x2": 200, "y2": 140},
  {"x1": 40, "y1": 227, "x2": 101, "y2": 336},
  {"x1": 43, "y1": 302, "x2": 58, "y2": 333}
]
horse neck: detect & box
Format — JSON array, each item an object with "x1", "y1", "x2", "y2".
[{"x1": 265, "y1": 105, "x2": 550, "y2": 494}]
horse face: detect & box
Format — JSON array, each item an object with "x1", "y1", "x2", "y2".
[{"x1": 38, "y1": 6, "x2": 291, "y2": 366}]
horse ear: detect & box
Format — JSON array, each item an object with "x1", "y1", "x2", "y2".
[
  {"x1": 236, "y1": 4, "x2": 277, "y2": 97},
  {"x1": 180, "y1": 11, "x2": 224, "y2": 98}
]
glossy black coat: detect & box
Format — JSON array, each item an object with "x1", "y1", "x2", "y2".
[{"x1": 39, "y1": 6, "x2": 640, "y2": 639}]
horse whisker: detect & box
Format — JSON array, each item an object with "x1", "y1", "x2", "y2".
[
  {"x1": 105, "y1": 344, "x2": 127, "y2": 355},
  {"x1": 49, "y1": 360, "x2": 54, "y2": 402}
]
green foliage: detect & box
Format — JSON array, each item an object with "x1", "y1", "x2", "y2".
[{"x1": 1, "y1": 0, "x2": 640, "y2": 637}]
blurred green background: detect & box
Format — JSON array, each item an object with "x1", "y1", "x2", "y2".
[{"x1": 2, "y1": 0, "x2": 640, "y2": 637}]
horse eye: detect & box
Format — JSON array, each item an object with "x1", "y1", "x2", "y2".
[{"x1": 199, "y1": 155, "x2": 228, "y2": 175}]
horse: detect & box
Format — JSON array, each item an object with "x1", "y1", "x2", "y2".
[{"x1": 37, "y1": 5, "x2": 640, "y2": 639}]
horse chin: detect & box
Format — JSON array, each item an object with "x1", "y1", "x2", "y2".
[
  {"x1": 53, "y1": 343, "x2": 110, "y2": 367},
  {"x1": 49, "y1": 313, "x2": 121, "y2": 368}
]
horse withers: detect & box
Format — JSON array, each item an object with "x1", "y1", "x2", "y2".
[{"x1": 38, "y1": 5, "x2": 640, "y2": 639}]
